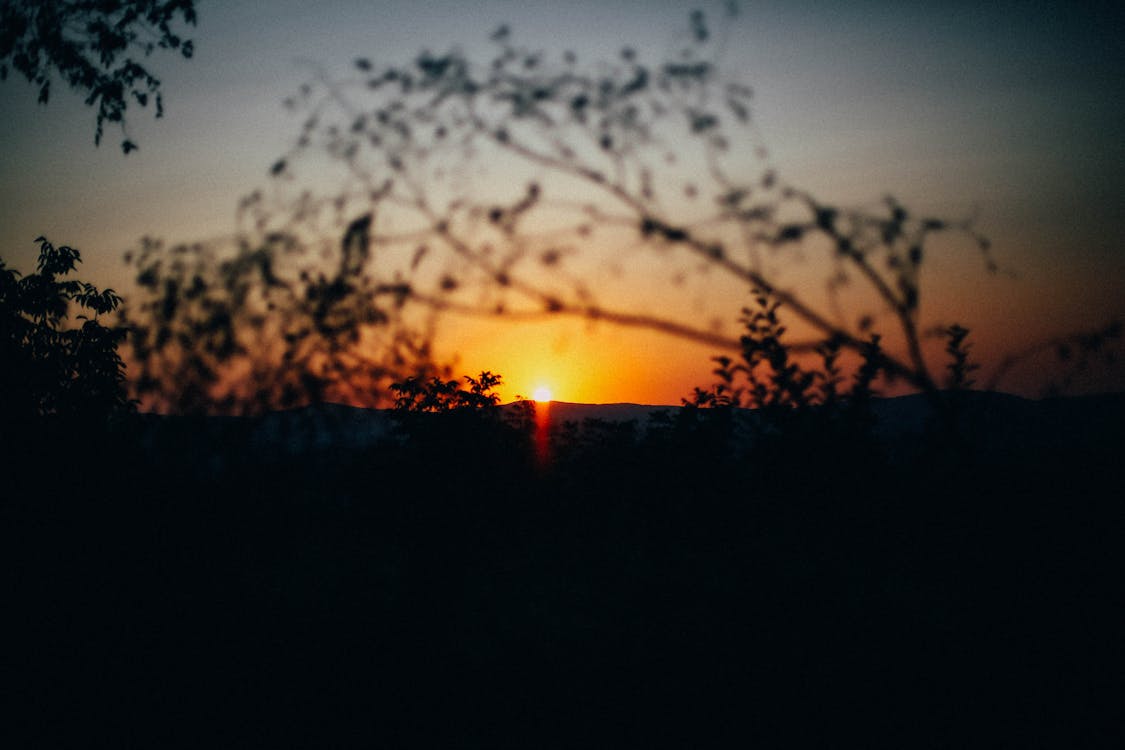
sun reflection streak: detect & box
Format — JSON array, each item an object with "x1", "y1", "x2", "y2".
[{"x1": 533, "y1": 398, "x2": 551, "y2": 467}]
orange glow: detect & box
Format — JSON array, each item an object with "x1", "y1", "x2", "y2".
[
  {"x1": 533, "y1": 398, "x2": 552, "y2": 468},
  {"x1": 434, "y1": 316, "x2": 717, "y2": 406},
  {"x1": 532, "y1": 386, "x2": 553, "y2": 403}
]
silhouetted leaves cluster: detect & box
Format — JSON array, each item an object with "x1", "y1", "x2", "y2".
[
  {"x1": 260, "y1": 8, "x2": 1003, "y2": 399},
  {"x1": 120, "y1": 223, "x2": 430, "y2": 414},
  {"x1": 0, "y1": 0, "x2": 197, "y2": 152},
  {"x1": 677, "y1": 289, "x2": 889, "y2": 453},
  {"x1": 390, "y1": 370, "x2": 503, "y2": 413},
  {"x1": 0, "y1": 236, "x2": 129, "y2": 434}
]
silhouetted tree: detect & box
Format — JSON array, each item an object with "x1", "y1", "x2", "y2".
[
  {"x1": 0, "y1": 236, "x2": 129, "y2": 433},
  {"x1": 671, "y1": 287, "x2": 893, "y2": 471},
  {"x1": 943, "y1": 324, "x2": 977, "y2": 392},
  {"x1": 390, "y1": 370, "x2": 503, "y2": 412},
  {"x1": 0, "y1": 0, "x2": 197, "y2": 152},
  {"x1": 119, "y1": 217, "x2": 433, "y2": 414}
]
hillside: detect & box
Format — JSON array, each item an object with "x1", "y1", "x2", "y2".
[{"x1": 5, "y1": 390, "x2": 1122, "y2": 745}]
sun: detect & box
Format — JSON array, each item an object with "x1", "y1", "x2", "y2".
[{"x1": 532, "y1": 386, "x2": 553, "y2": 403}]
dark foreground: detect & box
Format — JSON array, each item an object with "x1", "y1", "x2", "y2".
[{"x1": 4, "y1": 394, "x2": 1123, "y2": 747}]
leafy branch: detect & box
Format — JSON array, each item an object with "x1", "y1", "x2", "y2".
[
  {"x1": 0, "y1": 0, "x2": 197, "y2": 152},
  {"x1": 259, "y1": 7, "x2": 994, "y2": 399}
]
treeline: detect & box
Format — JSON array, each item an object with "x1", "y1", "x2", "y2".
[
  {"x1": 6, "y1": 377, "x2": 1122, "y2": 746},
  {"x1": 2, "y1": 239, "x2": 1121, "y2": 746}
]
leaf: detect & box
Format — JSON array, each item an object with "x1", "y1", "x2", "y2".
[
  {"x1": 726, "y1": 97, "x2": 749, "y2": 122},
  {"x1": 690, "y1": 9, "x2": 709, "y2": 42},
  {"x1": 777, "y1": 225, "x2": 804, "y2": 242},
  {"x1": 689, "y1": 110, "x2": 718, "y2": 133}
]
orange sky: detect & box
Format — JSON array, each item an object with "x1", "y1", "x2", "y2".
[{"x1": 2, "y1": 1, "x2": 1122, "y2": 403}]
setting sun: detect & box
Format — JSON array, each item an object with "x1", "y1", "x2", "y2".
[{"x1": 532, "y1": 386, "x2": 553, "y2": 403}]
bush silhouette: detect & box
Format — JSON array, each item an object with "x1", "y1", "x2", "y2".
[
  {"x1": 0, "y1": 236, "x2": 129, "y2": 434},
  {"x1": 119, "y1": 222, "x2": 433, "y2": 414},
  {"x1": 0, "y1": 0, "x2": 198, "y2": 152},
  {"x1": 390, "y1": 369, "x2": 504, "y2": 413}
]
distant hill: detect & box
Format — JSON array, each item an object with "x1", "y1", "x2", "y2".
[
  {"x1": 509, "y1": 400, "x2": 677, "y2": 425},
  {"x1": 124, "y1": 391, "x2": 1125, "y2": 469},
  {"x1": 14, "y1": 390, "x2": 1123, "y2": 747}
]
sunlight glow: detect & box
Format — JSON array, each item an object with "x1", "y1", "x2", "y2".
[{"x1": 532, "y1": 386, "x2": 553, "y2": 403}]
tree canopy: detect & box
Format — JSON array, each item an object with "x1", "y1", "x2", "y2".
[
  {"x1": 0, "y1": 0, "x2": 197, "y2": 153},
  {"x1": 120, "y1": 219, "x2": 435, "y2": 415},
  {"x1": 0, "y1": 236, "x2": 129, "y2": 432}
]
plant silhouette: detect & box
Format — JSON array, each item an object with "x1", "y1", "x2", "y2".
[
  {"x1": 257, "y1": 6, "x2": 1008, "y2": 402},
  {"x1": 120, "y1": 219, "x2": 435, "y2": 414},
  {"x1": 0, "y1": 0, "x2": 197, "y2": 153},
  {"x1": 0, "y1": 236, "x2": 129, "y2": 434},
  {"x1": 390, "y1": 369, "x2": 504, "y2": 412}
]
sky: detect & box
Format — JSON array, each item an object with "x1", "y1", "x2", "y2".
[{"x1": 2, "y1": 0, "x2": 1123, "y2": 404}]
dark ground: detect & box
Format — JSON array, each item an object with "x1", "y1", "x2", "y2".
[{"x1": 4, "y1": 393, "x2": 1123, "y2": 747}]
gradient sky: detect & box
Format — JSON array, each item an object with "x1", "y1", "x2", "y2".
[{"x1": 2, "y1": 0, "x2": 1122, "y2": 403}]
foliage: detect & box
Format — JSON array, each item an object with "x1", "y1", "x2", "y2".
[
  {"x1": 0, "y1": 0, "x2": 197, "y2": 153},
  {"x1": 258, "y1": 6, "x2": 996, "y2": 402},
  {"x1": 677, "y1": 288, "x2": 887, "y2": 452},
  {"x1": 0, "y1": 236, "x2": 129, "y2": 429},
  {"x1": 120, "y1": 218, "x2": 432, "y2": 414},
  {"x1": 390, "y1": 370, "x2": 503, "y2": 412},
  {"x1": 383, "y1": 369, "x2": 538, "y2": 485},
  {"x1": 943, "y1": 323, "x2": 977, "y2": 391}
]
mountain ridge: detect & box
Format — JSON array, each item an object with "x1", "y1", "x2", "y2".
[{"x1": 125, "y1": 390, "x2": 1125, "y2": 463}]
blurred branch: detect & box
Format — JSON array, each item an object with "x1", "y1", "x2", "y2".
[
  {"x1": 0, "y1": 0, "x2": 197, "y2": 152},
  {"x1": 984, "y1": 320, "x2": 1122, "y2": 394}
]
